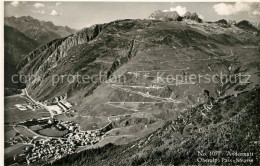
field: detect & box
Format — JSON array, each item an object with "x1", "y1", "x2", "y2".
[
  {"x1": 15, "y1": 126, "x2": 36, "y2": 137},
  {"x1": 4, "y1": 95, "x2": 50, "y2": 124},
  {"x1": 4, "y1": 144, "x2": 33, "y2": 161},
  {"x1": 5, "y1": 125, "x2": 42, "y2": 143},
  {"x1": 37, "y1": 127, "x2": 67, "y2": 137},
  {"x1": 29, "y1": 125, "x2": 43, "y2": 131},
  {"x1": 4, "y1": 126, "x2": 17, "y2": 142}
]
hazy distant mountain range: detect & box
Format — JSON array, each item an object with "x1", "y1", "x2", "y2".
[
  {"x1": 4, "y1": 16, "x2": 77, "y2": 44},
  {"x1": 4, "y1": 16, "x2": 77, "y2": 94}
]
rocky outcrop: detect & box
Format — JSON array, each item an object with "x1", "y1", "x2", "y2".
[
  {"x1": 18, "y1": 24, "x2": 103, "y2": 77},
  {"x1": 149, "y1": 11, "x2": 203, "y2": 23},
  {"x1": 216, "y1": 19, "x2": 228, "y2": 24},
  {"x1": 235, "y1": 20, "x2": 257, "y2": 31},
  {"x1": 183, "y1": 12, "x2": 202, "y2": 23},
  {"x1": 149, "y1": 10, "x2": 182, "y2": 21},
  {"x1": 215, "y1": 19, "x2": 231, "y2": 28}
]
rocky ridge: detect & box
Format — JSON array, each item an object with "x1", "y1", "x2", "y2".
[
  {"x1": 4, "y1": 16, "x2": 77, "y2": 44},
  {"x1": 149, "y1": 10, "x2": 202, "y2": 22}
]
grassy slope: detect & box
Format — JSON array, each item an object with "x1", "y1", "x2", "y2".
[{"x1": 51, "y1": 87, "x2": 260, "y2": 165}]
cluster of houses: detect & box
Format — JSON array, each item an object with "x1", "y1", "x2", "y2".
[
  {"x1": 25, "y1": 126, "x2": 106, "y2": 164},
  {"x1": 56, "y1": 121, "x2": 78, "y2": 132},
  {"x1": 10, "y1": 94, "x2": 110, "y2": 165},
  {"x1": 8, "y1": 134, "x2": 31, "y2": 146},
  {"x1": 15, "y1": 102, "x2": 41, "y2": 111},
  {"x1": 65, "y1": 129, "x2": 105, "y2": 146},
  {"x1": 26, "y1": 138, "x2": 76, "y2": 164},
  {"x1": 55, "y1": 120, "x2": 106, "y2": 146},
  {"x1": 27, "y1": 102, "x2": 42, "y2": 110},
  {"x1": 12, "y1": 118, "x2": 108, "y2": 165}
]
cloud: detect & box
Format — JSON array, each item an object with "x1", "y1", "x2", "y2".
[
  {"x1": 10, "y1": 1, "x2": 19, "y2": 7},
  {"x1": 56, "y1": 2, "x2": 62, "y2": 6},
  {"x1": 34, "y1": 3, "x2": 45, "y2": 8},
  {"x1": 213, "y1": 2, "x2": 250, "y2": 16},
  {"x1": 213, "y1": 2, "x2": 260, "y2": 16},
  {"x1": 169, "y1": 6, "x2": 187, "y2": 16},
  {"x1": 50, "y1": 10, "x2": 62, "y2": 16}
]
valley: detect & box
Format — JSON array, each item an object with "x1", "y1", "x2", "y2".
[{"x1": 4, "y1": 9, "x2": 260, "y2": 165}]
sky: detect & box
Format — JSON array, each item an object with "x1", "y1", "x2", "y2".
[{"x1": 4, "y1": 1, "x2": 260, "y2": 29}]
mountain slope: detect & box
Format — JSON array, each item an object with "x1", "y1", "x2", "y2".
[
  {"x1": 10, "y1": 10, "x2": 260, "y2": 165},
  {"x1": 4, "y1": 25, "x2": 39, "y2": 92},
  {"x1": 4, "y1": 16, "x2": 77, "y2": 44},
  {"x1": 52, "y1": 87, "x2": 260, "y2": 165},
  {"x1": 18, "y1": 18, "x2": 260, "y2": 110},
  {"x1": 17, "y1": 16, "x2": 260, "y2": 159}
]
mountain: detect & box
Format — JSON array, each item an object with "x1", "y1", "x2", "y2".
[
  {"x1": 52, "y1": 87, "x2": 260, "y2": 165},
  {"x1": 216, "y1": 19, "x2": 228, "y2": 24},
  {"x1": 4, "y1": 16, "x2": 77, "y2": 44},
  {"x1": 149, "y1": 10, "x2": 182, "y2": 21},
  {"x1": 235, "y1": 20, "x2": 258, "y2": 31},
  {"x1": 17, "y1": 14, "x2": 260, "y2": 164},
  {"x1": 183, "y1": 12, "x2": 202, "y2": 23},
  {"x1": 4, "y1": 25, "x2": 39, "y2": 93},
  {"x1": 17, "y1": 17, "x2": 260, "y2": 106},
  {"x1": 149, "y1": 10, "x2": 202, "y2": 22}
]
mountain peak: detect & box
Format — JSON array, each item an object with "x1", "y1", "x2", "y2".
[
  {"x1": 149, "y1": 10, "x2": 202, "y2": 22},
  {"x1": 149, "y1": 10, "x2": 182, "y2": 21},
  {"x1": 4, "y1": 16, "x2": 77, "y2": 44},
  {"x1": 19, "y1": 15, "x2": 34, "y2": 20},
  {"x1": 236, "y1": 20, "x2": 258, "y2": 31},
  {"x1": 183, "y1": 12, "x2": 202, "y2": 23}
]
